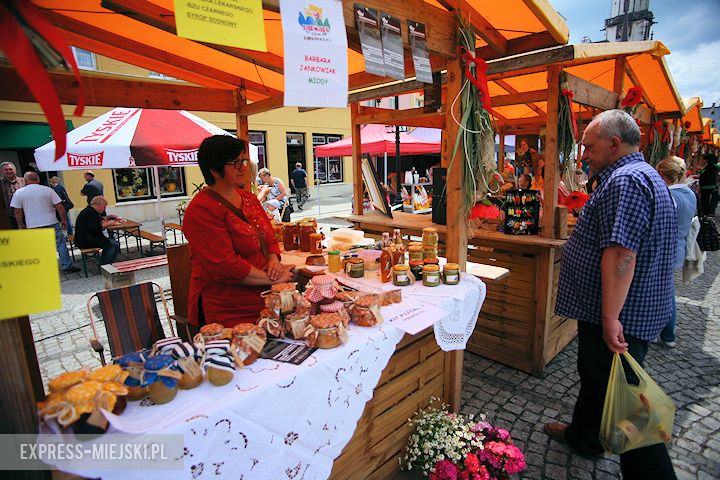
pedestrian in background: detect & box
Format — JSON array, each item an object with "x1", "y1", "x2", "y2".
[
  {"x1": 1, "y1": 161, "x2": 26, "y2": 228},
  {"x1": 10, "y1": 172, "x2": 79, "y2": 273},
  {"x1": 698, "y1": 153, "x2": 718, "y2": 216},
  {"x1": 80, "y1": 170, "x2": 104, "y2": 204},
  {"x1": 49, "y1": 176, "x2": 75, "y2": 235},
  {"x1": 547, "y1": 110, "x2": 677, "y2": 479},
  {"x1": 656, "y1": 156, "x2": 697, "y2": 348},
  {"x1": 290, "y1": 162, "x2": 309, "y2": 210}
]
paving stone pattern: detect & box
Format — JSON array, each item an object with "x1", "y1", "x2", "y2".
[{"x1": 32, "y1": 230, "x2": 719, "y2": 479}]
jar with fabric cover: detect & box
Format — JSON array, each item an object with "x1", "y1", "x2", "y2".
[
  {"x1": 143, "y1": 355, "x2": 181, "y2": 404},
  {"x1": 305, "y1": 313, "x2": 348, "y2": 349},
  {"x1": 284, "y1": 309, "x2": 311, "y2": 340},
  {"x1": 115, "y1": 351, "x2": 148, "y2": 400},
  {"x1": 319, "y1": 300, "x2": 350, "y2": 326},
  {"x1": 258, "y1": 308, "x2": 283, "y2": 337},
  {"x1": 232, "y1": 323, "x2": 267, "y2": 365},
  {"x1": 264, "y1": 282, "x2": 307, "y2": 314},
  {"x1": 202, "y1": 340, "x2": 236, "y2": 386},
  {"x1": 196, "y1": 323, "x2": 227, "y2": 345},
  {"x1": 351, "y1": 294, "x2": 384, "y2": 327},
  {"x1": 168, "y1": 342, "x2": 203, "y2": 390}
]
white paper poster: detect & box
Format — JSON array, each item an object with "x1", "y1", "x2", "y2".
[{"x1": 280, "y1": 0, "x2": 348, "y2": 108}]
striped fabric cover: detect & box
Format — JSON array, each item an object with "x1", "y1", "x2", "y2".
[{"x1": 97, "y1": 282, "x2": 166, "y2": 358}]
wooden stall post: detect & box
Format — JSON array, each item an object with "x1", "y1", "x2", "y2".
[
  {"x1": 613, "y1": 57, "x2": 626, "y2": 98},
  {"x1": 541, "y1": 65, "x2": 561, "y2": 238},
  {"x1": 234, "y1": 88, "x2": 252, "y2": 190},
  {"x1": 498, "y1": 133, "x2": 505, "y2": 171},
  {"x1": 441, "y1": 56, "x2": 466, "y2": 413},
  {"x1": 351, "y1": 103, "x2": 363, "y2": 215}
]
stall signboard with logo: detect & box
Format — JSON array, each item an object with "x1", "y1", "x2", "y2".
[{"x1": 281, "y1": 0, "x2": 348, "y2": 108}]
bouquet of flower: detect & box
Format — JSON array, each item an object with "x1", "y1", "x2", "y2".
[{"x1": 401, "y1": 400, "x2": 526, "y2": 480}]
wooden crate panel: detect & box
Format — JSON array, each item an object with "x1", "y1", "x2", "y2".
[
  {"x1": 484, "y1": 288, "x2": 536, "y2": 309},
  {"x1": 544, "y1": 315, "x2": 577, "y2": 363},
  {"x1": 331, "y1": 376, "x2": 445, "y2": 480},
  {"x1": 467, "y1": 334, "x2": 532, "y2": 373},
  {"x1": 475, "y1": 311, "x2": 532, "y2": 341}
]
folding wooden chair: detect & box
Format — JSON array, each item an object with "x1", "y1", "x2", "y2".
[{"x1": 87, "y1": 282, "x2": 189, "y2": 365}]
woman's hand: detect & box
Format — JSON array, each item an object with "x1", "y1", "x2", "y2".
[
  {"x1": 265, "y1": 254, "x2": 284, "y2": 281},
  {"x1": 274, "y1": 265, "x2": 295, "y2": 284}
]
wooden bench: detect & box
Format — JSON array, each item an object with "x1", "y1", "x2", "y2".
[
  {"x1": 101, "y1": 255, "x2": 168, "y2": 289},
  {"x1": 66, "y1": 234, "x2": 102, "y2": 277},
  {"x1": 164, "y1": 222, "x2": 185, "y2": 244},
  {"x1": 138, "y1": 230, "x2": 165, "y2": 255}
]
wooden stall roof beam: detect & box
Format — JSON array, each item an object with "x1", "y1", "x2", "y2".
[
  {"x1": 235, "y1": 89, "x2": 252, "y2": 190},
  {"x1": 351, "y1": 103, "x2": 363, "y2": 215},
  {"x1": 496, "y1": 110, "x2": 595, "y2": 134},
  {"x1": 101, "y1": 0, "x2": 284, "y2": 74},
  {"x1": 494, "y1": 79, "x2": 546, "y2": 118},
  {"x1": 237, "y1": 96, "x2": 285, "y2": 117},
  {"x1": 46, "y1": 13, "x2": 280, "y2": 98},
  {"x1": 436, "y1": 0, "x2": 507, "y2": 56},
  {"x1": 491, "y1": 89, "x2": 547, "y2": 107},
  {"x1": 354, "y1": 106, "x2": 445, "y2": 129},
  {"x1": 613, "y1": 56, "x2": 626, "y2": 99},
  {"x1": 487, "y1": 45, "x2": 575, "y2": 77},
  {"x1": 563, "y1": 72, "x2": 619, "y2": 111},
  {"x1": 0, "y1": 66, "x2": 237, "y2": 112}
]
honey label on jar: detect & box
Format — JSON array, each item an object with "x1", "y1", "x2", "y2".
[
  {"x1": 445, "y1": 274, "x2": 459, "y2": 283},
  {"x1": 243, "y1": 333, "x2": 266, "y2": 353}
]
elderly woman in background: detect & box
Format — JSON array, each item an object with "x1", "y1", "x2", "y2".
[
  {"x1": 656, "y1": 155, "x2": 697, "y2": 348},
  {"x1": 183, "y1": 135, "x2": 294, "y2": 328},
  {"x1": 257, "y1": 167, "x2": 290, "y2": 222}
]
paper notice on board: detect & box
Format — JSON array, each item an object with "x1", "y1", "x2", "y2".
[
  {"x1": 380, "y1": 13, "x2": 405, "y2": 80},
  {"x1": 0, "y1": 229, "x2": 61, "y2": 320},
  {"x1": 174, "y1": 0, "x2": 266, "y2": 51},
  {"x1": 281, "y1": 0, "x2": 349, "y2": 108},
  {"x1": 408, "y1": 20, "x2": 433, "y2": 83},
  {"x1": 354, "y1": 4, "x2": 385, "y2": 77}
]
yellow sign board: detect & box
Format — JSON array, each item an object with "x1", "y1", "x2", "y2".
[
  {"x1": 174, "y1": 0, "x2": 267, "y2": 51},
  {"x1": 0, "y1": 229, "x2": 61, "y2": 320}
]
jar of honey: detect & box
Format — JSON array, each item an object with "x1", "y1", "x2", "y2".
[
  {"x1": 345, "y1": 258, "x2": 365, "y2": 278},
  {"x1": 328, "y1": 250, "x2": 341, "y2": 273},
  {"x1": 422, "y1": 227, "x2": 439, "y2": 247},
  {"x1": 392, "y1": 264, "x2": 411, "y2": 286},
  {"x1": 423, "y1": 264, "x2": 441, "y2": 287},
  {"x1": 408, "y1": 245, "x2": 423, "y2": 262},
  {"x1": 310, "y1": 232, "x2": 323, "y2": 254},
  {"x1": 298, "y1": 222, "x2": 315, "y2": 252},
  {"x1": 282, "y1": 222, "x2": 299, "y2": 250},
  {"x1": 443, "y1": 263, "x2": 460, "y2": 285}
]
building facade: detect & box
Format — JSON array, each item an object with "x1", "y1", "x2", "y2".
[{"x1": 605, "y1": 0, "x2": 655, "y2": 42}]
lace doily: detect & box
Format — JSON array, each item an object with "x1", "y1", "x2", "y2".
[{"x1": 432, "y1": 274, "x2": 486, "y2": 351}]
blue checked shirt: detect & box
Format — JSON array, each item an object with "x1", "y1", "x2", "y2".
[{"x1": 556, "y1": 152, "x2": 677, "y2": 341}]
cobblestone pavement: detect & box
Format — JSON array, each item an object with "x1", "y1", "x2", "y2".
[
  {"x1": 32, "y1": 229, "x2": 719, "y2": 479},
  {"x1": 461, "y1": 251, "x2": 720, "y2": 480}
]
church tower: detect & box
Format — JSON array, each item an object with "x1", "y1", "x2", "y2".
[{"x1": 605, "y1": 0, "x2": 655, "y2": 42}]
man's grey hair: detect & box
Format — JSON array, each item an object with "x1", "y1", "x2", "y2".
[
  {"x1": 0, "y1": 161, "x2": 16, "y2": 170},
  {"x1": 593, "y1": 109, "x2": 641, "y2": 146},
  {"x1": 90, "y1": 195, "x2": 108, "y2": 206},
  {"x1": 24, "y1": 171, "x2": 40, "y2": 182}
]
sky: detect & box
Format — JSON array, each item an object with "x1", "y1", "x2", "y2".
[{"x1": 551, "y1": 0, "x2": 720, "y2": 107}]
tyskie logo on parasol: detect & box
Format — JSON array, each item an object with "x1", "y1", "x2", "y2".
[
  {"x1": 68, "y1": 151, "x2": 104, "y2": 167},
  {"x1": 165, "y1": 149, "x2": 198, "y2": 164}
]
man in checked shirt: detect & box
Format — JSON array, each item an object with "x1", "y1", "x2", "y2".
[{"x1": 545, "y1": 110, "x2": 677, "y2": 479}]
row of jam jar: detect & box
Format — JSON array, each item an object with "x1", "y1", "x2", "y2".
[
  {"x1": 280, "y1": 219, "x2": 323, "y2": 253},
  {"x1": 392, "y1": 261, "x2": 460, "y2": 287}
]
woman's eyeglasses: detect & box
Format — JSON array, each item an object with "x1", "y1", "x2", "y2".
[{"x1": 225, "y1": 159, "x2": 249, "y2": 168}]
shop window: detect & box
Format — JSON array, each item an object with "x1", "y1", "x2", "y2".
[
  {"x1": 248, "y1": 131, "x2": 267, "y2": 169},
  {"x1": 72, "y1": 47, "x2": 97, "y2": 70},
  {"x1": 313, "y1": 134, "x2": 343, "y2": 184},
  {"x1": 113, "y1": 167, "x2": 186, "y2": 202}
]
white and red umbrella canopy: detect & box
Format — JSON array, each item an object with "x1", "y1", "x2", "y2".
[
  {"x1": 313, "y1": 124, "x2": 441, "y2": 157},
  {"x1": 34, "y1": 108, "x2": 233, "y2": 171}
]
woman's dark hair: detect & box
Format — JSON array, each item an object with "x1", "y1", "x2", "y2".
[
  {"x1": 703, "y1": 152, "x2": 718, "y2": 165},
  {"x1": 197, "y1": 135, "x2": 246, "y2": 185}
]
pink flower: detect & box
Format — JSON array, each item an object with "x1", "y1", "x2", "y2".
[
  {"x1": 475, "y1": 466, "x2": 490, "y2": 480},
  {"x1": 495, "y1": 428, "x2": 510, "y2": 441},
  {"x1": 465, "y1": 453, "x2": 480, "y2": 473},
  {"x1": 430, "y1": 460, "x2": 459, "y2": 480},
  {"x1": 473, "y1": 421, "x2": 492, "y2": 432}
]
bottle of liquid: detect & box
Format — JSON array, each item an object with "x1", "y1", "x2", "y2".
[{"x1": 382, "y1": 232, "x2": 391, "y2": 248}]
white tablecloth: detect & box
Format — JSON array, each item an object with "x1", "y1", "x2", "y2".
[{"x1": 52, "y1": 274, "x2": 484, "y2": 480}]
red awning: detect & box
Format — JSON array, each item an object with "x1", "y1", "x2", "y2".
[{"x1": 314, "y1": 124, "x2": 441, "y2": 157}]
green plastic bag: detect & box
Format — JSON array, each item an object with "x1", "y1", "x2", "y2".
[{"x1": 599, "y1": 352, "x2": 676, "y2": 454}]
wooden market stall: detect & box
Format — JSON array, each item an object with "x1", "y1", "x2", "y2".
[
  {"x1": 1, "y1": 1, "x2": 570, "y2": 479},
  {"x1": 346, "y1": 40, "x2": 686, "y2": 377}
]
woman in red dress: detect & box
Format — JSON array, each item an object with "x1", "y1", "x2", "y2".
[{"x1": 183, "y1": 135, "x2": 294, "y2": 327}]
